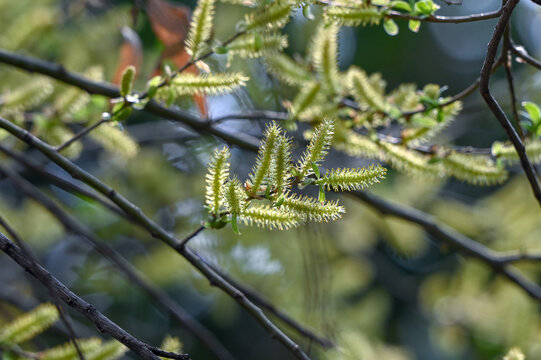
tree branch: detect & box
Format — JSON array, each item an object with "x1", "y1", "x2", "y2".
[
  {"x1": 349, "y1": 191, "x2": 541, "y2": 301},
  {"x1": 478, "y1": 0, "x2": 541, "y2": 206},
  {"x1": 0, "y1": 116, "x2": 311, "y2": 360},
  {"x1": 0, "y1": 164, "x2": 236, "y2": 360},
  {"x1": 0, "y1": 49, "x2": 260, "y2": 152},
  {"x1": 0, "y1": 233, "x2": 190, "y2": 360},
  {"x1": 511, "y1": 42, "x2": 541, "y2": 70}
]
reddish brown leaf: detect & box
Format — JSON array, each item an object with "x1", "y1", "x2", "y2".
[{"x1": 146, "y1": 0, "x2": 191, "y2": 47}]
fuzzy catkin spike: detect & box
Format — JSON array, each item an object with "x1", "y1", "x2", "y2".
[
  {"x1": 310, "y1": 24, "x2": 340, "y2": 95},
  {"x1": 227, "y1": 33, "x2": 288, "y2": 59},
  {"x1": 186, "y1": 0, "x2": 215, "y2": 59},
  {"x1": 378, "y1": 141, "x2": 444, "y2": 178},
  {"x1": 40, "y1": 338, "x2": 103, "y2": 360},
  {"x1": 263, "y1": 53, "x2": 312, "y2": 86},
  {"x1": 248, "y1": 124, "x2": 281, "y2": 195},
  {"x1": 335, "y1": 132, "x2": 382, "y2": 160},
  {"x1": 240, "y1": 204, "x2": 300, "y2": 230},
  {"x1": 160, "y1": 336, "x2": 183, "y2": 356},
  {"x1": 171, "y1": 73, "x2": 248, "y2": 96},
  {"x1": 205, "y1": 146, "x2": 231, "y2": 214},
  {"x1": 272, "y1": 134, "x2": 292, "y2": 197},
  {"x1": 324, "y1": 5, "x2": 382, "y2": 27},
  {"x1": 89, "y1": 122, "x2": 139, "y2": 159},
  {"x1": 244, "y1": 0, "x2": 294, "y2": 31},
  {"x1": 298, "y1": 118, "x2": 335, "y2": 179},
  {"x1": 348, "y1": 68, "x2": 388, "y2": 113},
  {"x1": 54, "y1": 66, "x2": 104, "y2": 119},
  {"x1": 86, "y1": 340, "x2": 127, "y2": 360},
  {"x1": 224, "y1": 177, "x2": 246, "y2": 215},
  {"x1": 492, "y1": 139, "x2": 541, "y2": 165},
  {"x1": 281, "y1": 193, "x2": 345, "y2": 222},
  {"x1": 0, "y1": 303, "x2": 58, "y2": 345},
  {"x1": 1, "y1": 77, "x2": 54, "y2": 115},
  {"x1": 316, "y1": 165, "x2": 387, "y2": 191},
  {"x1": 289, "y1": 81, "x2": 323, "y2": 120},
  {"x1": 443, "y1": 151, "x2": 508, "y2": 185}
]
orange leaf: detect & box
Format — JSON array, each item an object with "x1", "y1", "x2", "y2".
[{"x1": 146, "y1": 0, "x2": 191, "y2": 47}]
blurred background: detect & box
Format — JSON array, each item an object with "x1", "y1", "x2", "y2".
[{"x1": 1, "y1": 0, "x2": 541, "y2": 359}]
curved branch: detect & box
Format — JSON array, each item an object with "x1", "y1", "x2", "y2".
[
  {"x1": 479, "y1": 0, "x2": 541, "y2": 207},
  {"x1": 510, "y1": 42, "x2": 541, "y2": 70}
]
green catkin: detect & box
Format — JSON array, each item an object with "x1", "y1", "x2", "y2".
[
  {"x1": 171, "y1": 73, "x2": 249, "y2": 96},
  {"x1": 205, "y1": 147, "x2": 231, "y2": 214},
  {"x1": 186, "y1": 0, "x2": 215, "y2": 59},
  {"x1": 0, "y1": 303, "x2": 58, "y2": 345}
]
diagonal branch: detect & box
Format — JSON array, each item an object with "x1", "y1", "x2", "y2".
[
  {"x1": 350, "y1": 191, "x2": 541, "y2": 301},
  {"x1": 0, "y1": 116, "x2": 311, "y2": 360},
  {"x1": 0, "y1": 49, "x2": 260, "y2": 152},
  {"x1": 0, "y1": 164, "x2": 236, "y2": 360},
  {"x1": 479, "y1": 0, "x2": 541, "y2": 206},
  {"x1": 0, "y1": 232, "x2": 190, "y2": 360}
]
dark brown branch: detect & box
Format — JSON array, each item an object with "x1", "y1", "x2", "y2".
[
  {"x1": 349, "y1": 191, "x2": 541, "y2": 302},
  {"x1": 177, "y1": 225, "x2": 206, "y2": 249},
  {"x1": 0, "y1": 233, "x2": 190, "y2": 360},
  {"x1": 479, "y1": 0, "x2": 541, "y2": 206},
  {"x1": 502, "y1": 26, "x2": 524, "y2": 138},
  {"x1": 204, "y1": 262, "x2": 335, "y2": 348},
  {"x1": 0, "y1": 49, "x2": 260, "y2": 152},
  {"x1": 0, "y1": 116, "x2": 311, "y2": 360},
  {"x1": 0, "y1": 165, "x2": 236, "y2": 360}
]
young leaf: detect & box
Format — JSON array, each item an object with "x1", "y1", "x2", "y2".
[
  {"x1": 120, "y1": 65, "x2": 136, "y2": 97},
  {"x1": 383, "y1": 18, "x2": 399, "y2": 36},
  {"x1": 186, "y1": 0, "x2": 215, "y2": 59},
  {"x1": 522, "y1": 101, "x2": 541, "y2": 125},
  {"x1": 408, "y1": 19, "x2": 421, "y2": 32}
]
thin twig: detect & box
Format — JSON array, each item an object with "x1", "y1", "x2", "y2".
[
  {"x1": 511, "y1": 42, "x2": 541, "y2": 70},
  {"x1": 0, "y1": 233, "x2": 190, "y2": 360},
  {"x1": 502, "y1": 26, "x2": 524, "y2": 138},
  {"x1": 56, "y1": 118, "x2": 110, "y2": 153},
  {"x1": 479, "y1": 0, "x2": 541, "y2": 207},
  {"x1": 177, "y1": 225, "x2": 206, "y2": 249}
]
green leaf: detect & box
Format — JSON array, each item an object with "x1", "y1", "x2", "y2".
[
  {"x1": 120, "y1": 65, "x2": 135, "y2": 97},
  {"x1": 412, "y1": 115, "x2": 437, "y2": 127},
  {"x1": 302, "y1": 5, "x2": 315, "y2": 20},
  {"x1": 111, "y1": 104, "x2": 133, "y2": 122},
  {"x1": 318, "y1": 185, "x2": 326, "y2": 202},
  {"x1": 390, "y1": 1, "x2": 411, "y2": 12},
  {"x1": 215, "y1": 45, "x2": 228, "y2": 54},
  {"x1": 522, "y1": 101, "x2": 541, "y2": 124},
  {"x1": 408, "y1": 19, "x2": 421, "y2": 32},
  {"x1": 231, "y1": 213, "x2": 240, "y2": 234},
  {"x1": 371, "y1": 0, "x2": 389, "y2": 5},
  {"x1": 383, "y1": 18, "x2": 399, "y2": 36},
  {"x1": 312, "y1": 163, "x2": 321, "y2": 178},
  {"x1": 253, "y1": 32, "x2": 263, "y2": 52}
]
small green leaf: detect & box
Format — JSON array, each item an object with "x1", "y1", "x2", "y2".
[
  {"x1": 120, "y1": 65, "x2": 136, "y2": 97},
  {"x1": 215, "y1": 45, "x2": 228, "y2": 54},
  {"x1": 312, "y1": 163, "x2": 321, "y2": 178},
  {"x1": 412, "y1": 115, "x2": 438, "y2": 127},
  {"x1": 302, "y1": 5, "x2": 315, "y2": 20},
  {"x1": 522, "y1": 101, "x2": 541, "y2": 124},
  {"x1": 390, "y1": 1, "x2": 411, "y2": 12},
  {"x1": 371, "y1": 0, "x2": 389, "y2": 5},
  {"x1": 383, "y1": 18, "x2": 399, "y2": 36},
  {"x1": 301, "y1": 178, "x2": 315, "y2": 187},
  {"x1": 231, "y1": 213, "x2": 240, "y2": 234},
  {"x1": 253, "y1": 32, "x2": 263, "y2": 52},
  {"x1": 111, "y1": 105, "x2": 133, "y2": 122},
  {"x1": 408, "y1": 19, "x2": 421, "y2": 32},
  {"x1": 318, "y1": 186, "x2": 326, "y2": 203},
  {"x1": 274, "y1": 195, "x2": 285, "y2": 207}
]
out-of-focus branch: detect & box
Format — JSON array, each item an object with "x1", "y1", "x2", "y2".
[
  {"x1": 0, "y1": 165, "x2": 236, "y2": 360},
  {"x1": 0, "y1": 233, "x2": 190, "y2": 360},
  {"x1": 479, "y1": 0, "x2": 541, "y2": 206},
  {"x1": 0, "y1": 49, "x2": 260, "y2": 152},
  {"x1": 0, "y1": 116, "x2": 311, "y2": 360},
  {"x1": 349, "y1": 191, "x2": 541, "y2": 302},
  {"x1": 511, "y1": 42, "x2": 541, "y2": 70}
]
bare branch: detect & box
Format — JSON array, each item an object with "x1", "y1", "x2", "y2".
[
  {"x1": 0, "y1": 232, "x2": 190, "y2": 360},
  {"x1": 479, "y1": 0, "x2": 541, "y2": 206},
  {"x1": 511, "y1": 42, "x2": 541, "y2": 70}
]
